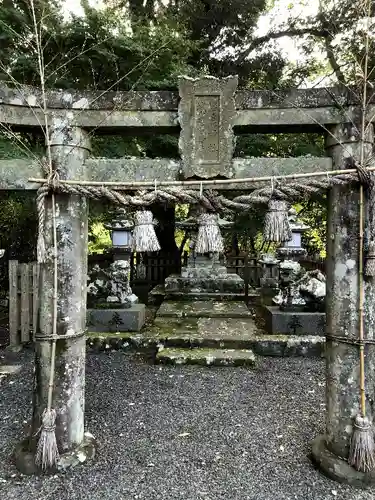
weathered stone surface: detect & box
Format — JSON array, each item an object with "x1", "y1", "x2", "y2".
[
  {"x1": 14, "y1": 432, "x2": 96, "y2": 476},
  {"x1": 311, "y1": 435, "x2": 375, "y2": 487},
  {"x1": 0, "y1": 158, "x2": 43, "y2": 190},
  {"x1": 311, "y1": 122, "x2": 375, "y2": 482},
  {"x1": 0, "y1": 364, "x2": 22, "y2": 375},
  {"x1": 164, "y1": 274, "x2": 245, "y2": 294},
  {"x1": 0, "y1": 104, "x2": 177, "y2": 130},
  {"x1": 178, "y1": 76, "x2": 237, "y2": 179},
  {"x1": 264, "y1": 306, "x2": 325, "y2": 336},
  {"x1": 0, "y1": 156, "x2": 333, "y2": 191},
  {"x1": 235, "y1": 86, "x2": 371, "y2": 109},
  {"x1": 1, "y1": 83, "x2": 371, "y2": 112},
  {"x1": 1, "y1": 82, "x2": 374, "y2": 131},
  {"x1": 87, "y1": 304, "x2": 146, "y2": 332},
  {"x1": 157, "y1": 300, "x2": 252, "y2": 318},
  {"x1": 28, "y1": 116, "x2": 93, "y2": 468},
  {"x1": 180, "y1": 265, "x2": 227, "y2": 278},
  {"x1": 251, "y1": 334, "x2": 324, "y2": 357},
  {"x1": 148, "y1": 284, "x2": 254, "y2": 304},
  {"x1": 156, "y1": 347, "x2": 256, "y2": 367},
  {"x1": 85, "y1": 157, "x2": 180, "y2": 184},
  {"x1": 85, "y1": 328, "x2": 325, "y2": 357}
]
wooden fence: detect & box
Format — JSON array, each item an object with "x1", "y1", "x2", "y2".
[
  {"x1": 226, "y1": 254, "x2": 262, "y2": 288},
  {"x1": 8, "y1": 260, "x2": 40, "y2": 346}
]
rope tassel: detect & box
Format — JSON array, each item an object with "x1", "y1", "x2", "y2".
[
  {"x1": 263, "y1": 200, "x2": 292, "y2": 244},
  {"x1": 195, "y1": 213, "x2": 224, "y2": 254},
  {"x1": 132, "y1": 210, "x2": 160, "y2": 253},
  {"x1": 348, "y1": 415, "x2": 375, "y2": 472},
  {"x1": 35, "y1": 408, "x2": 59, "y2": 470}
]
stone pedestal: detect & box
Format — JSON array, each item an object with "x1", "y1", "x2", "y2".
[
  {"x1": 264, "y1": 306, "x2": 325, "y2": 336},
  {"x1": 311, "y1": 123, "x2": 375, "y2": 485},
  {"x1": 164, "y1": 273, "x2": 245, "y2": 295},
  {"x1": 165, "y1": 254, "x2": 245, "y2": 297},
  {"x1": 87, "y1": 304, "x2": 145, "y2": 332}
]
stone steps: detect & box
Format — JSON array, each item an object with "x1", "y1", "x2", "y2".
[
  {"x1": 87, "y1": 327, "x2": 325, "y2": 358},
  {"x1": 86, "y1": 299, "x2": 325, "y2": 363},
  {"x1": 148, "y1": 284, "x2": 261, "y2": 306},
  {"x1": 156, "y1": 300, "x2": 253, "y2": 318},
  {"x1": 156, "y1": 347, "x2": 257, "y2": 367},
  {"x1": 0, "y1": 364, "x2": 22, "y2": 384}
]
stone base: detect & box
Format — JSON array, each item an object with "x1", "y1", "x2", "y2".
[
  {"x1": 181, "y1": 266, "x2": 227, "y2": 278},
  {"x1": 311, "y1": 435, "x2": 375, "y2": 487},
  {"x1": 156, "y1": 347, "x2": 256, "y2": 367},
  {"x1": 164, "y1": 273, "x2": 245, "y2": 294},
  {"x1": 148, "y1": 284, "x2": 260, "y2": 305},
  {"x1": 87, "y1": 330, "x2": 325, "y2": 357},
  {"x1": 264, "y1": 306, "x2": 325, "y2": 335},
  {"x1": 14, "y1": 432, "x2": 96, "y2": 475},
  {"x1": 156, "y1": 300, "x2": 252, "y2": 319},
  {"x1": 87, "y1": 304, "x2": 145, "y2": 332}
]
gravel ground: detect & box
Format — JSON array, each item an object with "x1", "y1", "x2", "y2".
[{"x1": 1, "y1": 349, "x2": 375, "y2": 500}]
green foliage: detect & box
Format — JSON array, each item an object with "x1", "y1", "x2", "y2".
[
  {"x1": 0, "y1": 0, "x2": 333, "y2": 263},
  {"x1": 235, "y1": 133, "x2": 325, "y2": 158},
  {"x1": 296, "y1": 199, "x2": 327, "y2": 257},
  {"x1": 88, "y1": 222, "x2": 111, "y2": 255}
]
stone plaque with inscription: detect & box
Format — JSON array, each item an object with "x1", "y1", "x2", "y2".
[{"x1": 178, "y1": 75, "x2": 238, "y2": 179}]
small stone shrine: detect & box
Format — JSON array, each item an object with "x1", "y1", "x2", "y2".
[{"x1": 163, "y1": 206, "x2": 244, "y2": 299}]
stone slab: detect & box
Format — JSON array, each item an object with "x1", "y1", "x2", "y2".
[
  {"x1": 178, "y1": 76, "x2": 237, "y2": 178},
  {"x1": 0, "y1": 364, "x2": 22, "y2": 375},
  {"x1": 156, "y1": 300, "x2": 252, "y2": 319},
  {"x1": 1, "y1": 84, "x2": 370, "y2": 112},
  {"x1": 148, "y1": 284, "x2": 257, "y2": 305},
  {"x1": 156, "y1": 347, "x2": 256, "y2": 367},
  {"x1": 263, "y1": 306, "x2": 325, "y2": 336},
  {"x1": 2, "y1": 83, "x2": 372, "y2": 133},
  {"x1": 0, "y1": 156, "x2": 334, "y2": 191},
  {"x1": 86, "y1": 330, "x2": 325, "y2": 357},
  {"x1": 164, "y1": 274, "x2": 245, "y2": 294},
  {"x1": 87, "y1": 304, "x2": 145, "y2": 332}
]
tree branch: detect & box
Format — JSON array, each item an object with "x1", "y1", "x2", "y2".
[
  {"x1": 241, "y1": 26, "x2": 346, "y2": 84},
  {"x1": 244, "y1": 27, "x2": 329, "y2": 56},
  {"x1": 323, "y1": 36, "x2": 347, "y2": 85}
]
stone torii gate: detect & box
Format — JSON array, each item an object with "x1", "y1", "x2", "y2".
[{"x1": 1, "y1": 76, "x2": 375, "y2": 484}]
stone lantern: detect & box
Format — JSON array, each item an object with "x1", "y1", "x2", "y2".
[
  {"x1": 105, "y1": 208, "x2": 134, "y2": 263},
  {"x1": 259, "y1": 253, "x2": 280, "y2": 288},
  {"x1": 277, "y1": 208, "x2": 310, "y2": 261},
  {"x1": 87, "y1": 207, "x2": 145, "y2": 332}
]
